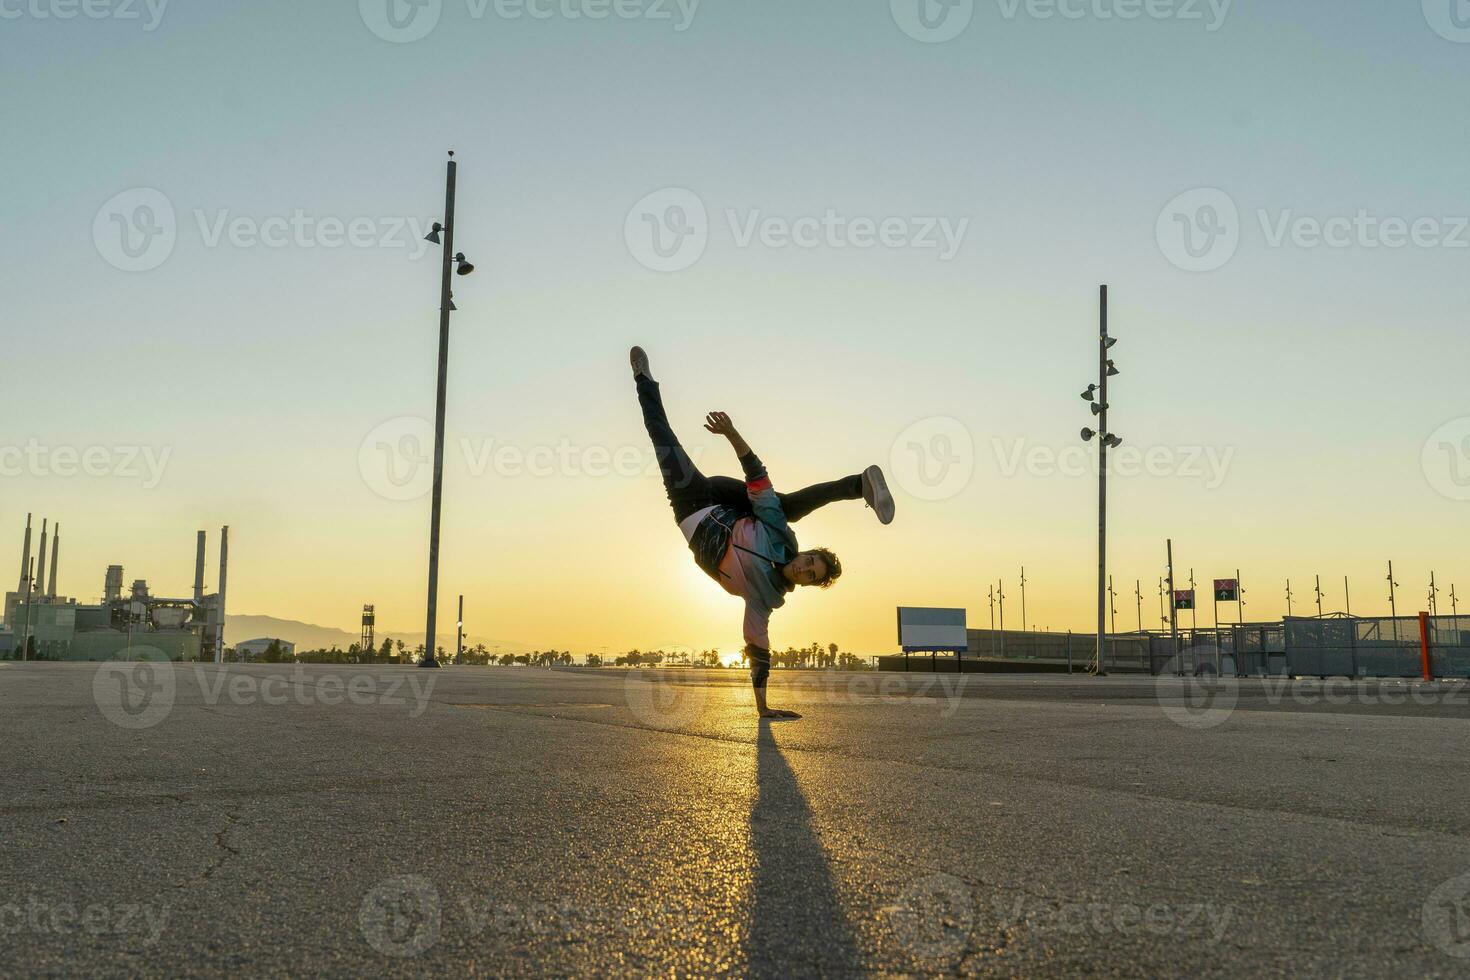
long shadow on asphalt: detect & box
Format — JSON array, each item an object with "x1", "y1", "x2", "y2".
[{"x1": 747, "y1": 719, "x2": 862, "y2": 976}]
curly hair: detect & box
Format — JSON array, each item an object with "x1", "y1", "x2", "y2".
[{"x1": 807, "y1": 547, "x2": 842, "y2": 589}]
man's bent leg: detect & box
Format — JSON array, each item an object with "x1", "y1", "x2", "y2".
[
  {"x1": 777, "y1": 475, "x2": 863, "y2": 523},
  {"x1": 636, "y1": 375, "x2": 712, "y2": 523}
]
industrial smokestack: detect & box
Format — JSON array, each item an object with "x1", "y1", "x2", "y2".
[
  {"x1": 17, "y1": 513, "x2": 32, "y2": 592},
  {"x1": 216, "y1": 526, "x2": 229, "y2": 663},
  {"x1": 194, "y1": 530, "x2": 207, "y2": 604},
  {"x1": 47, "y1": 524, "x2": 58, "y2": 598},
  {"x1": 35, "y1": 520, "x2": 48, "y2": 604}
]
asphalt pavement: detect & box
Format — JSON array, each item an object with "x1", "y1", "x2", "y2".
[{"x1": 2, "y1": 662, "x2": 1469, "y2": 977}]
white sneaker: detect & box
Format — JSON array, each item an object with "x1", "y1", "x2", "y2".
[{"x1": 861, "y1": 465, "x2": 895, "y2": 525}]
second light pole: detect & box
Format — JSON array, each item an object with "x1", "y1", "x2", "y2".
[
  {"x1": 1080, "y1": 285, "x2": 1121, "y2": 674},
  {"x1": 421, "y1": 151, "x2": 477, "y2": 669}
]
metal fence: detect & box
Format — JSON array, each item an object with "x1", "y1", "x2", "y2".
[
  {"x1": 963, "y1": 617, "x2": 1470, "y2": 679},
  {"x1": 967, "y1": 629, "x2": 1152, "y2": 673}
]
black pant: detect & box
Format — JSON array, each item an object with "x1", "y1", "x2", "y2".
[{"x1": 636, "y1": 375, "x2": 862, "y2": 525}]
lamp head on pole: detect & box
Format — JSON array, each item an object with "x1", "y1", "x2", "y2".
[
  {"x1": 454, "y1": 253, "x2": 475, "y2": 276},
  {"x1": 424, "y1": 222, "x2": 444, "y2": 245},
  {"x1": 1080, "y1": 384, "x2": 1097, "y2": 401}
]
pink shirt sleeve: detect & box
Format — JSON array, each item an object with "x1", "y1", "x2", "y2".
[{"x1": 743, "y1": 600, "x2": 771, "y2": 650}]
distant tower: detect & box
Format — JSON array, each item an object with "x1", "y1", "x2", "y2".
[
  {"x1": 35, "y1": 519, "x2": 48, "y2": 603},
  {"x1": 362, "y1": 605, "x2": 376, "y2": 657},
  {"x1": 17, "y1": 513, "x2": 32, "y2": 593},
  {"x1": 105, "y1": 565, "x2": 124, "y2": 603},
  {"x1": 47, "y1": 524, "x2": 59, "y2": 598}
]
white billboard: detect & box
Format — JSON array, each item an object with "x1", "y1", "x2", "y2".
[{"x1": 897, "y1": 607, "x2": 968, "y2": 652}]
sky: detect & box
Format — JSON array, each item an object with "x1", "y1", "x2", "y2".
[{"x1": 3, "y1": 0, "x2": 1469, "y2": 656}]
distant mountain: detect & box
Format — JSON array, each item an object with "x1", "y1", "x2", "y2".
[{"x1": 225, "y1": 614, "x2": 530, "y2": 654}]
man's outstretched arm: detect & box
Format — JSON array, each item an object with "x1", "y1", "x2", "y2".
[
  {"x1": 704, "y1": 411, "x2": 794, "y2": 541},
  {"x1": 744, "y1": 607, "x2": 799, "y2": 719}
]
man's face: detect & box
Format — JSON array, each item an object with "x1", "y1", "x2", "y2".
[{"x1": 789, "y1": 552, "x2": 829, "y2": 587}]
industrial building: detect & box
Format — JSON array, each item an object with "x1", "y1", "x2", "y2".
[{"x1": 0, "y1": 515, "x2": 231, "y2": 662}]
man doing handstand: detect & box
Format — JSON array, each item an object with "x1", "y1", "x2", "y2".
[{"x1": 630, "y1": 346, "x2": 895, "y2": 718}]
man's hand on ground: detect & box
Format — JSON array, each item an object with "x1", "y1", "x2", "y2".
[{"x1": 758, "y1": 708, "x2": 802, "y2": 719}]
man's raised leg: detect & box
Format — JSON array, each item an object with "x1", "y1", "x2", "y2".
[{"x1": 632, "y1": 346, "x2": 712, "y2": 523}]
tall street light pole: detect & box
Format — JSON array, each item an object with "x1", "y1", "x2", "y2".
[
  {"x1": 421, "y1": 151, "x2": 476, "y2": 670},
  {"x1": 1080, "y1": 285, "x2": 1120, "y2": 675}
]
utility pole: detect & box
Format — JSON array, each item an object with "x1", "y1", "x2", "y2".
[
  {"x1": 456, "y1": 594, "x2": 465, "y2": 665},
  {"x1": 421, "y1": 151, "x2": 477, "y2": 670},
  {"x1": 1344, "y1": 576, "x2": 1351, "y2": 618},
  {"x1": 1315, "y1": 575, "x2": 1324, "y2": 618},
  {"x1": 1166, "y1": 539, "x2": 1180, "y2": 674},
  {"x1": 988, "y1": 584, "x2": 996, "y2": 656},
  {"x1": 1189, "y1": 568, "x2": 1199, "y2": 636},
  {"x1": 1429, "y1": 571, "x2": 1440, "y2": 618},
  {"x1": 997, "y1": 579, "x2": 1006, "y2": 656},
  {"x1": 1135, "y1": 579, "x2": 1143, "y2": 634},
  {"x1": 1080, "y1": 285, "x2": 1119, "y2": 676},
  {"x1": 1387, "y1": 560, "x2": 1399, "y2": 619},
  {"x1": 1019, "y1": 567, "x2": 1028, "y2": 634},
  {"x1": 1237, "y1": 568, "x2": 1245, "y2": 626},
  {"x1": 1285, "y1": 578, "x2": 1293, "y2": 617},
  {"x1": 1108, "y1": 575, "x2": 1117, "y2": 636},
  {"x1": 1158, "y1": 577, "x2": 1166, "y2": 629},
  {"x1": 1451, "y1": 584, "x2": 1459, "y2": 619}
]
